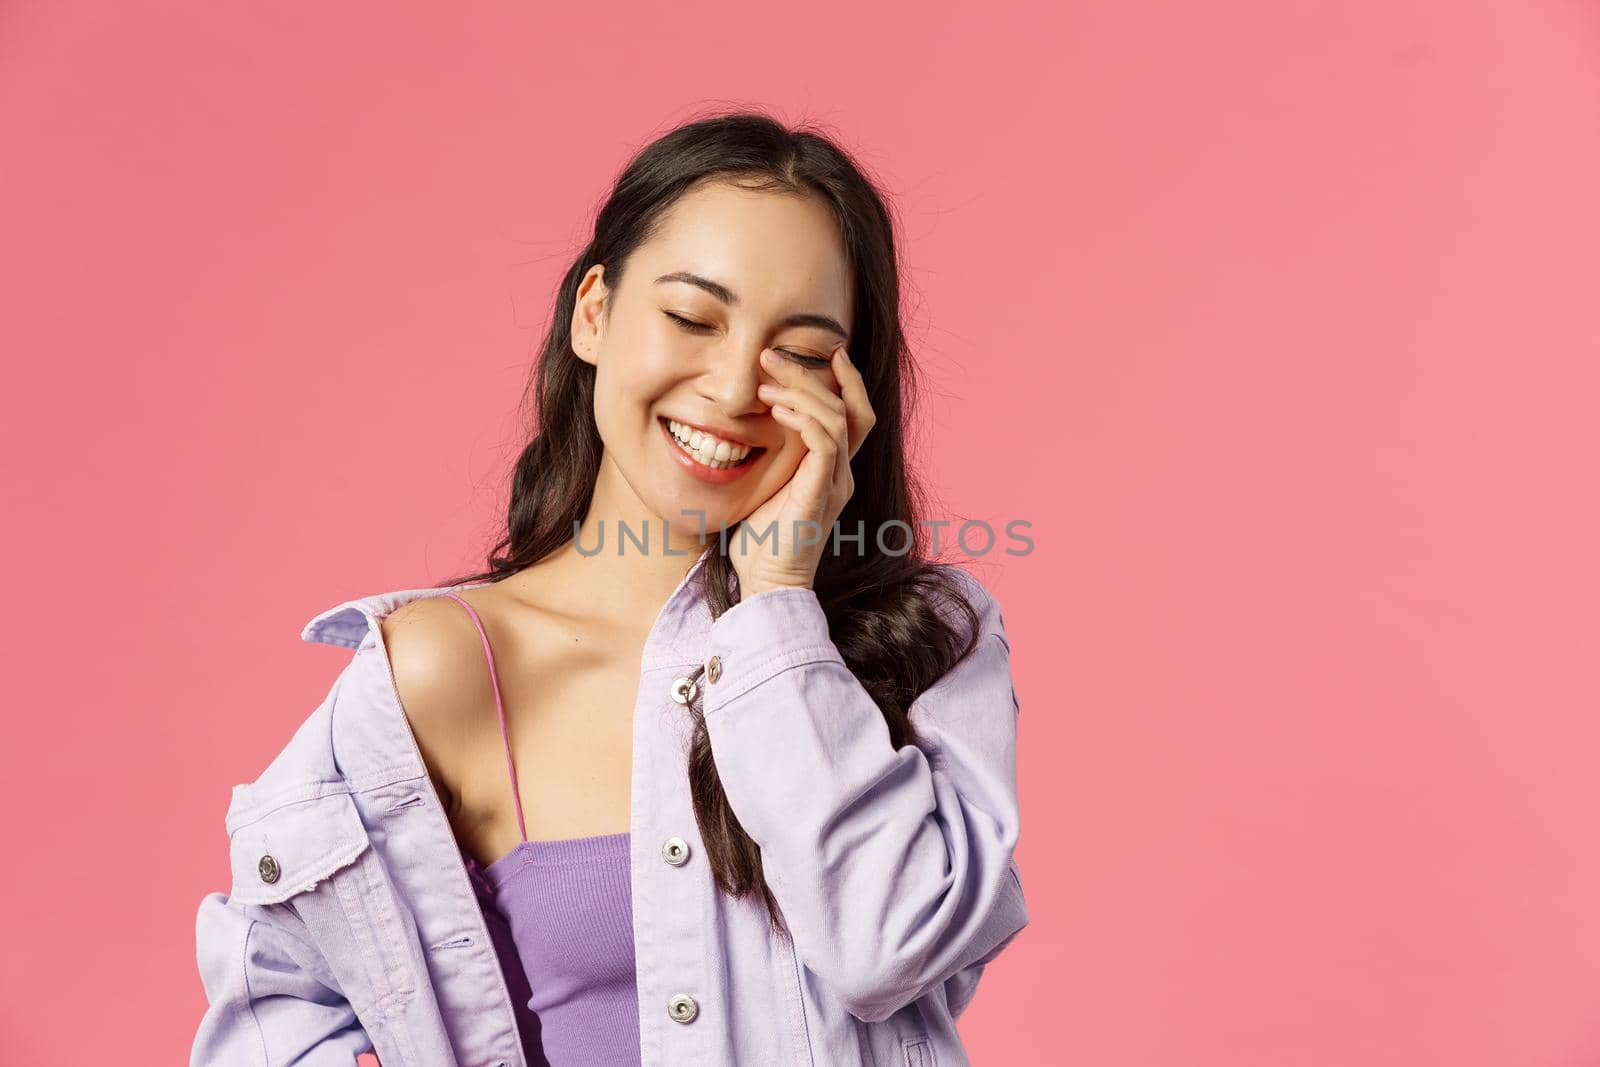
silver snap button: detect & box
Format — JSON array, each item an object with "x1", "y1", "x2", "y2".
[
  {"x1": 661, "y1": 836, "x2": 690, "y2": 866},
  {"x1": 258, "y1": 855, "x2": 281, "y2": 884},
  {"x1": 669, "y1": 676, "x2": 697, "y2": 705},
  {"x1": 706, "y1": 655, "x2": 722, "y2": 684},
  {"x1": 667, "y1": 992, "x2": 699, "y2": 1023}
]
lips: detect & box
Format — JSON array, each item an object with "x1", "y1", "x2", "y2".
[
  {"x1": 658, "y1": 416, "x2": 765, "y2": 484},
  {"x1": 661, "y1": 417, "x2": 764, "y2": 468}
]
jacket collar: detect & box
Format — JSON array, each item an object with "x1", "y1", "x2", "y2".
[{"x1": 299, "y1": 582, "x2": 491, "y2": 649}]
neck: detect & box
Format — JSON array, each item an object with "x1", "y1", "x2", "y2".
[{"x1": 517, "y1": 452, "x2": 717, "y2": 622}]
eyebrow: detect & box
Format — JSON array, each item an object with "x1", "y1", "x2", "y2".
[{"x1": 654, "y1": 271, "x2": 850, "y2": 343}]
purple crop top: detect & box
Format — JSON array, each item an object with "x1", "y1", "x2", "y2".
[{"x1": 442, "y1": 592, "x2": 642, "y2": 1067}]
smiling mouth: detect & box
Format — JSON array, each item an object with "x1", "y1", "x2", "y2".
[{"x1": 659, "y1": 416, "x2": 765, "y2": 470}]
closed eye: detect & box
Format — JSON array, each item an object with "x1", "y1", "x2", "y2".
[
  {"x1": 664, "y1": 310, "x2": 714, "y2": 334},
  {"x1": 664, "y1": 311, "x2": 832, "y2": 369}
]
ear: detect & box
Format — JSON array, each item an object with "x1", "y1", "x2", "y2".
[{"x1": 570, "y1": 264, "x2": 610, "y2": 367}]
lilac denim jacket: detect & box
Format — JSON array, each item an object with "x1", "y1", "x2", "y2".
[{"x1": 190, "y1": 553, "x2": 1028, "y2": 1066}]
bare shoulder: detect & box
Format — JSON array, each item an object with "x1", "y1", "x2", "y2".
[
  {"x1": 380, "y1": 592, "x2": 496, "y2": 814},
  {"x1": 381, "y1": 592, "x2": 488, "y2": 705}
]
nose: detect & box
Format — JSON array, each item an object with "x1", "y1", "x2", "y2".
[{"x1": 695, "y1": 340, "x2": 769, "y2": 420}]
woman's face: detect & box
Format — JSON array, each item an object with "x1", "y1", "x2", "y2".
[{"x1": 571, "y1": 179, "x2": 855, "y2": 540}]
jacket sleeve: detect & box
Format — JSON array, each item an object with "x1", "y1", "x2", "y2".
[
  {"x1": 942, "y1": 859, "x2": 1028, "y2": 1020},
  {"x1": 701, "y1": 569, "x2": 1029, "y2": 1024},
  {"x1": 191, "y1": 890, "x2": 373, "y2": 1066}
]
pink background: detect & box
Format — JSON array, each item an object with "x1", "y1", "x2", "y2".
[{"x1": 3, "y1": 2, "x2": 1598, "y2": 1064}]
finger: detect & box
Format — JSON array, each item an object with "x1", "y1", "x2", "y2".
[
  {"x1": 769, "y1": 403, "x2": 845, "y2": 495},
  {"x1": 758, "y1": 352, "x2": 847, "y2": 444},
  {"x1": 830, "y1": 346, "x2": 876, "y2": 460},
  {"x1": 757, "y1": 377, "x2": 845, "y2": 424},
  {"x1": 763, "y1": 380, "x2": 848, "y2": 459}
]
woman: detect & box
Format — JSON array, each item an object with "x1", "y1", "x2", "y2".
[{"x1": 191, "y1": 110, "x2": 1027, "y2": 1067}]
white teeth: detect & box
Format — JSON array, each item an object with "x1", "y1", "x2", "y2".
[{"x1": 668, "y1": 419, "x2": 753, "y2": 469}]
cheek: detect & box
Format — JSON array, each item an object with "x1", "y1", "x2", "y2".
[{"x1": 597, "y1": 340, "x2": 677, "y2": 405}]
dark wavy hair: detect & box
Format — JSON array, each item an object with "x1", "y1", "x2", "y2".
[{"x1": 439, "y1": 108, "x2": 982, "y2": 935}]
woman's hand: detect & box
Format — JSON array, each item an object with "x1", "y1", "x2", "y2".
[{"x1": 730, "y1": 344, "x2": 875, "y2": 596}]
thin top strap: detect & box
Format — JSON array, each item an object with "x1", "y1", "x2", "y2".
[{"x1": 440, "y1": 592, "x2": 527, "y2": 843}]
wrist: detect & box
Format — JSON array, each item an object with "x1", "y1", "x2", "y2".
[{"x1": 741, "y1": 577, "x2": 812, "y2": 597}]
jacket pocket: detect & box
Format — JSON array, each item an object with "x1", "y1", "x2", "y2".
[
  {"x1": 195, "y1": 788, "x2": 383, "y2": 1065},
  {"x1": 227, "y1": 786, "x2": 371, "y2": 905},
  {"x1": 224, "y1": 789, "x2": 424, "y2": 1066}
]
